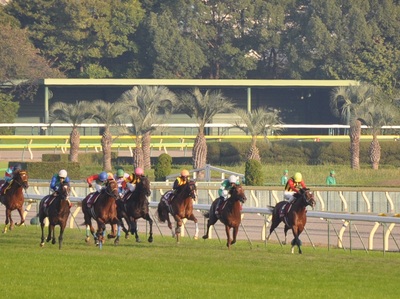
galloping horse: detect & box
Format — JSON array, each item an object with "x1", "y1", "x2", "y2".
[
  {"x1": 202, "y1": 184, "x2": 247, "y2": 249},
  {"x1": 117, "y1": 176, "x2": 153, "y2": 243},
  {"x1": 38, "y1": 182, "x2": 71, "y2": 249},
  {"x1": 266, "y1": 188, "x2": 316, "y2": 254},
  {"x1": 0, "y1": 170, "x2": 29, "y2": 233},
  {"x1": 156, "y1": 180, "x2": 198, "y2": 242},
  {"x1": 82, "y1": 180, "x2": 120, "y2": 248}
]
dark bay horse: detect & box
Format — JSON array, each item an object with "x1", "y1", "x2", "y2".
[
  {"x1": 156, "y1": 180, "x2": 198, "y2": 242},
  {"x1": 38, "y1": 182, "x2": 71, "y2": 249},
  {"x1": 117, "y1": 176, "x2": 153, "y2": 243},
  {"x1": 202, "y1": 185, "x2": 247, "y2": 249},
  {"x1": 266, "y1": 188, "x2": 316, "y2": 254},
  {"x1": 0, "y1": 170, "x2": 29, "y2": 233},
  {"x1": 82, "y1": 180, "x2": 120, "y2": 248}
]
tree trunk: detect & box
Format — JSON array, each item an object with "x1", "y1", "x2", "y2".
[
  {"x1": 192, "y1": 132, "x2": 207, "y2": 179},
  {"x1": 133, "y1": 136, "x2": 144, "y2": 169},
  {"x1": 69, "y1": 128, "x2": 80, "y2": 163},
  {"x1": 101, "y1": 128, "x2": 113, "y2": 172},
  {"x1": 142, "y1": 132, "x2": 151, "y2": 170},
  {"x1": 247, "y1": 136, "x2": 260, "y2": 161},
  {"x1": 349, "y1": 120, "x2": 361, "y2": 170},
  {"x1": 369, "y1": 135, "x2": 381, "y2": 170}
]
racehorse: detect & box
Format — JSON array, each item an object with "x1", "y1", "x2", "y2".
[
  {"x1": 0, "y1": 170, "x2": 29, "y2": 233},
  {"x1": 38, "y1": 181, "x2": 71, "y2": 249},
  {"x1": 202, "y1": 184, "x2": 247, "y2": 249},
  {"x1": 266, "y1": 188, "x2": 316, "y2": 254},
  {"x1": 117, "y1": 176, "x2": 153, "y2": 243},
  {"x1": 156, "y1": 180, "x2": 199, "y2": 242},
  {"x1": 81, "y1": 179, "x2": 120, "y2": 248}
]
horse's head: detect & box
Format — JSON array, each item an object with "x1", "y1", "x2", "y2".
[
  {"x1": 14, "y1": 170, "x2": 29, "y2": 190},
  {"x1": 186, "y1": 180, "x2": 197, "y2": 200},
  {"x1": 139, "y1": 176, "x2": 151, "y2": 197},
  {"x1": 300, "y1": 188, "x2": 316, "y2": 208},
  {"x1": 106, "y1": 179, "x2": 119, "y2": 199},
  {"x1": 59, "y1": 182, "x2": 71, "y2": 200},
  {"x1": 229, "y1": 184, "x2": 247, "y2": 203}
]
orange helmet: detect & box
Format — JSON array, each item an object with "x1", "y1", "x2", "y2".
[{"x1": 180, "y1": 169, "x2": 189, "y2": 177}]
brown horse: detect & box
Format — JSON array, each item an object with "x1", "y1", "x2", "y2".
[
  {"x1": 38, "y1": 182, "x2": 71, "y2": 249},
  {"x1": 156, "y1": 180, "x2": 198, "y2": 242},
  {"x1": 0, "y1": 170, "x2": 29, "y2": 233},
  {"x1": 117, "y1": 176, "x2": 153, "y2": 243},
  {"x1": 82, "y1": 180, "x2": 120, "y2": 248},
  {"x1": 202, "y1": 184, "x2": 247, "y2": 249},
  {"x1": 266, "y1": 188, "x2": 316, "y2": 254}
]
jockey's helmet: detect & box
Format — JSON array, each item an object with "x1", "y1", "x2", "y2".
[
  {"x1": 58, "y1": 169, "x2": 67, "y2": 178},
  {"x1": 13, "y1": 164, "x2": 22, "y2": 171},
  {"x1": 117, "y1": 169, "x2": 124, "y2": 177},
  {"x1": 180, "y1": 169, "x2": 189, "y2": 177},
  {"x1": 229, "y1": 175, "x2": 237, "y2": 184},
  {"x1": 99, "y1": 171, "x2": 108, "y2": 182},
  {"x1": 294, "y1": 172, "x2": 302, "y2": 183},
  {"x1": 135, "y1": 167, "x2": 144, "y2": 176}
]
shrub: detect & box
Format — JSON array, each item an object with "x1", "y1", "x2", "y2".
[
  {"x1": 244, "y1": 159, "x2": 265, "y2": 186},
  {"x1": 154, "y1": 153, "x2": 172, "y2": 181}
]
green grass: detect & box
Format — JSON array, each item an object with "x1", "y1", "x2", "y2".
[{"x1": 1, "y1": 226, "x2": 400, "y2": 298}]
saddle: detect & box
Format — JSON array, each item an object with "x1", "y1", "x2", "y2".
[
  {"x1": 86, "y1": 192, "x2": 101, "y2": 208},
  {"x1": 279, "y1": 202, "x2": 293, "y2": 218},
  {"x1": 43, "y1": 194, "x2": 56, "y2": 208},
  {"x1": 161, "y1": 190, "x2": 174, "y2": 206}
]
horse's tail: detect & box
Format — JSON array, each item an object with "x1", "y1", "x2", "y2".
[
  {"x1": 202, "y1": 211, "x2": 210, "y2": 218},
  {"x1": 156, "y1": 201, "x2": 167, "y2": 223}
]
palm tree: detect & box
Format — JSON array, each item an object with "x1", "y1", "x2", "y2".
[
  {"x1": 359, "y1": 92, "x2": 398, "y2": 169},
  {"x1": 330, "y1": 83, "x2": 376, "y2": 170},
  {"x1": 233, "y1": 107, "x2": 283, "y2": 161},
  {"x1": 118, "y1": 86, "x2": 177, "y2": 170},
  {"x1": 89, "y1": 100, "x2": 125, "y2": 172},
  {"x1": 178, "y1": 88, "x2": 235, "y2": 173},
  {"x1": 49, "y1": 101, "x2": 91, "y2": 162}
]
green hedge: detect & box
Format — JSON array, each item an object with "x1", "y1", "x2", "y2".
[{"x1": 27, "y1": 162, "x2": 80, "y2": 180}]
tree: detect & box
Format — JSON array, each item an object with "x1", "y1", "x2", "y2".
[
  {"x1": 49, "y1": 101, "x2": 91, "y2": 162},
  {"x1": 359, "y1": 92, "x2": 399, "y2": 169},
  {"x1": 233, "y1": 107, "x2": 283, "y2": 161},
  {"x1": 5, "y1": 0, "x2": 144, "y2": 78},
  {"x1": 118, "y1": 86, "x2": 177, "y2": 170},
  {"x1": 330, "y1": 83, "x2": 376, "y2": 170},
  {"x1": 89, "y1": 100, "x2": 125, "y2": 171},
  {"x1": 178, "y1": 88, "x2": 234, "y2": 173},
  {"x1": 0, "y1": 92, "x2": 19, "y2": 135}
]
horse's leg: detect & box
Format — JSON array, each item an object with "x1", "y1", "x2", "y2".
[
  {"x1": 16, "y1": 206, "x2": 25, "y2": 226},
  {"x1": 166, "y1": 216, "x2": 175, "y2": 238},
  {"x1": 225, "y1": 225, "x2": 232, "y2": 249},
  {"x1": 283, "y1": 225, "x2": 290, "y2": 245},
  {"x1": 187, "y1": 214, "x2": 199, "y2": 240},
  {"x1": 3, "y1": 208, "x2": 11, "y2": 233},
  {"x1": 145, "y1": 214, "x2": 153, "y2": 243},
  {"x1": 59, "y1": 222, "x2": 66, "y2": 250},
  {"x1": 40, "y1": 219, "x2": 45, "y2": 247},
  {"x1": 202, "y1": 214, "x2": 218, "y2": 240},
  {"x1": 266, "y1": 214, "x2": 281, "y2": 241},
  {"x1": 173, "y1": 216, "x2": 183, "y2": 243},
  {"x1": 231, "y1": 225, "x2": 239, "y2": 246},
  {"x1": 290, "y1": 225, "x2": 301, "y2": 254}
]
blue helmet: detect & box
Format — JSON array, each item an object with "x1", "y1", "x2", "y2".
[
  {"x1": 99, "y1": 171, "x2": 108, "y2": 181},
  {"x1": 13, "y1": 164, "x2": 22, "y2": 171}
]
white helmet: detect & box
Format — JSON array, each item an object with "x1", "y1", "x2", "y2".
[
  {"x1": 58, "y1": 169, "x2": 67, "y2": 178},
  {"x1": 229, "y1": 175, "x2": 237, "y2": 184}
]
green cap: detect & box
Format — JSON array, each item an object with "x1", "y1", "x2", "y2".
[
  {"x1": 284, "y1": 169, "x2": 288, "y2": 174},
  {"x1": 330, "y1": 170, "x2": 335, "y2": 175}
]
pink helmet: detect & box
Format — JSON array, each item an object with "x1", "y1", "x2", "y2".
[{"x1": 135, "y1": 167, "x2": 144, "y2": 176}]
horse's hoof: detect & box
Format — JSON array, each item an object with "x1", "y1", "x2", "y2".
[
  {"x1": 40, "y1": 242, "x2": 44, "y2": 247},
  {"x1": 148, "y1": 237, "x2": 153, "y2": 243},
  {"x1": 114, "y1": 239, "x2": 119, "y2": 246},
  {"x1": 85, "y1": 237, "x2": 90, "y2": 243},
  {"x1": 135, "y1": 238, "x2": 141, "y2": 243},
  {"x1": 194, "y1": 236, "x2": 198, "y2": 240},
  {"x1": 202, "y1": 235, "x2": 208, "y2": 240},
  {"x1": 107, "y1": 234, "x2": 115, "y2": 239},
  {"x1": 52, "y1": 239, "x2": 56, "y2": 245},
  {"x1": 125, "y1": 233, "x2": 129, "y2": 239}
]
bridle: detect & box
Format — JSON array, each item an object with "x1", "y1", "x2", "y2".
[
  {"x1": 105, "y1": 181, "x2": 119, "y2": 199},
  {"x1": 13, "y1": 171, "x2": 29, "y2": 190}
]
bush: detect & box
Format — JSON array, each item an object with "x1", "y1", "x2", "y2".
[
  {"x1": 27, "y1": 162, "x2": 80, "y2": 180},
  {"x1": 154, "y1": 153, "x2": 172, "y2": 181},
  {"x1": 244, "y1": 159, "x2": 265, "y2": 186}
]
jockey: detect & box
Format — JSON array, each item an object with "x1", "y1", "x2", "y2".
[
  {"x1": 173, "y1": 169, "x2": 190, "y2": 193},
  {"x1": 86, "y1": 171, "x2": 114, "y2": 192},
  {"x1": 215, "y1": 175, "x2": 239, "y2": 215},
  {"x1": 50, "y1": 169, "x2": 70, "y2": 195},
  {"x1": 284, "y1": 172, "x2": 307, "y2": 203},
  {"x1": 114, "y1": 168, "x2": 129, "y2": 196},
  {"x1": 124, "y1": 167, "x2": 145, "y2": 193},
  {"x1": 0, "y1": 164, "x2": 22, "y2": 194}
]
